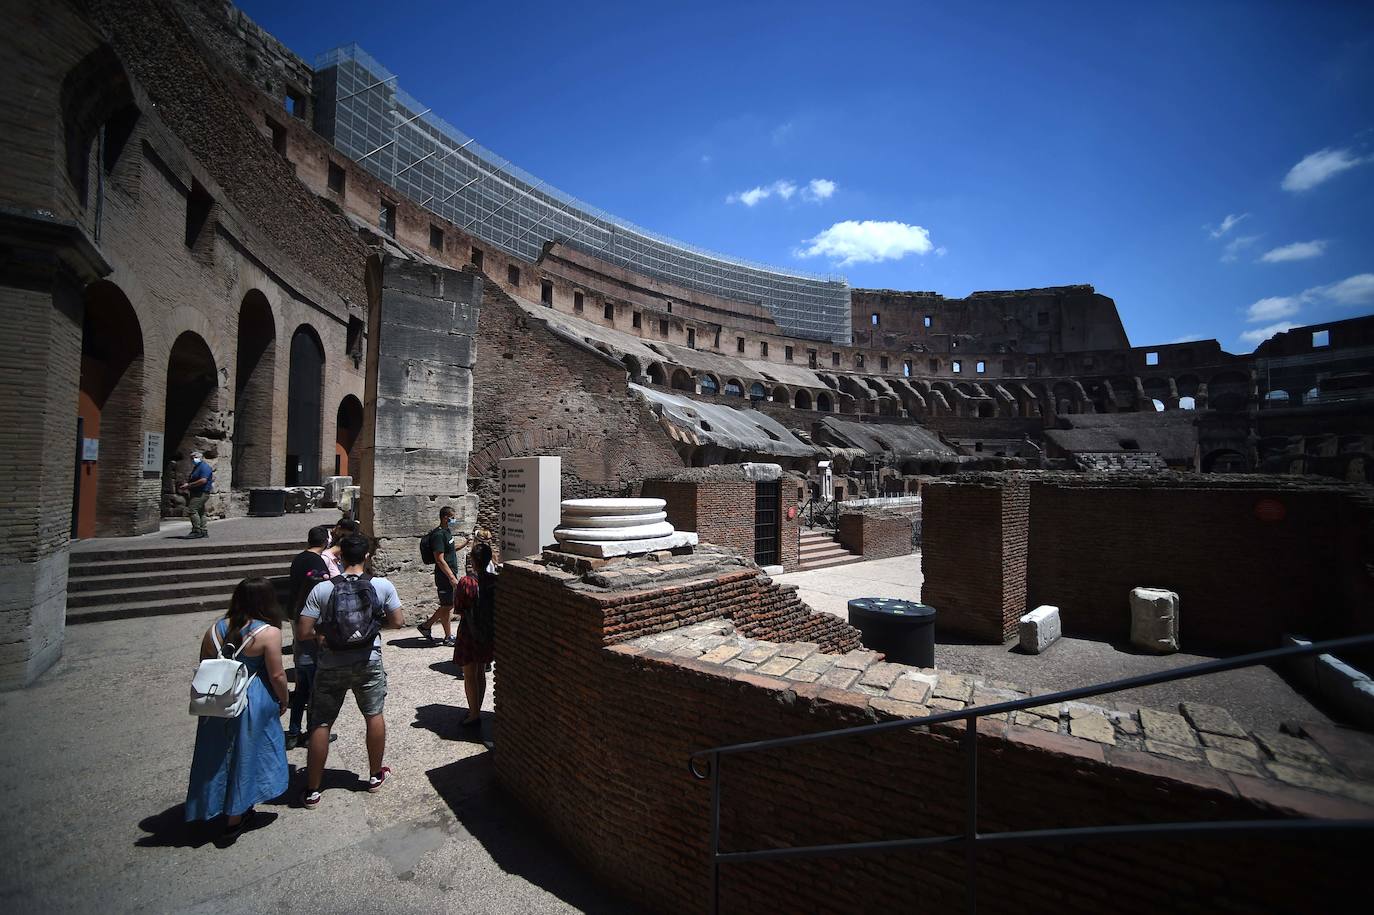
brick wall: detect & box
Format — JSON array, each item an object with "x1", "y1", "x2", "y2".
[
  {"x1": 921, "y1": 479, "x2": 1026, "y2": 642},
  {"x1": 495, "y1": 555, "x2": 1369, "y2": 915},
  {"x1": 1025, "y1": 475, "x2": 1374, "y2": 652},
  {"x1": 836, "y1": 510, "x2": 914, "y2": 560},
  {"x1": 642, "y1": 472, "x2": 803, "y2": 571}
]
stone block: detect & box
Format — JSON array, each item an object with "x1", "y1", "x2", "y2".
[
  {"x1": 888, "y1": 675, "x2": 932, "y2": 705},
  {"x1": 321, "y1": 475, "x2": 352, "y2": 507},
  {"x1": 1204, "y1": 749, "x2": 1264, "y2": 777},
  {"x1": 1138, "y1": 707, "x2": 1199, "y2": 747},
  {"x1": 1129, "y1": 587, "x2": 1179, "y2": 654},
  {"x1": 1198, "y1": 732, "x2": 1260, "y2": 759},
  {"x1": 1069, "y1": 713, "x2": 1117, "y2": 745},
  {"x1": 1179, "y1": 701, "x2": 1247, "y2": 738},
  {"x1": 1018, "y1": 604, "x2": 1061, "y2": 654}
]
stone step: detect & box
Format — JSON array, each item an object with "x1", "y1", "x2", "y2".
[
  {"x1": 67, "y1": 593, "x2": 238, "y2": 625},
  {"x1": 69, "y1": 548, "x2": 299, "y2": 576},
  {"x1": 800, "y1": 542, "x2": 851, "y2": 558},
  {"x1": 798, "y1": 553, "x2": 865, "y2": 571},
  {"x1": 70, "y1": 539, "x2": 302, "y2": 564},
  {"x1": 65, "y1": 574, "x2": 289, "y2": 611},
  {"x1": 67, "y1": 562, "x2": 291, "y2": 592}
]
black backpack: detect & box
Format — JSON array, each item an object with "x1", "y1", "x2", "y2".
[
  {"x1": 319, "y1": 574, "x2": 382, "y2": 651},
  {"x1": 419, "y1": 527, "x2": 442, "y2": 565}
]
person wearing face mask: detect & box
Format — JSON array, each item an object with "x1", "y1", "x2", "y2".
[
  {"x1": 178, "y1": 450, "x2": 215, "y2": 539},
  {"x1": 418, "y1": 506, "x2": 464, "y2": 646}
]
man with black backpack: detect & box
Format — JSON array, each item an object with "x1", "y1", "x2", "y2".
[
  {"x1": 296, "y1": 533, "x2": 404, "y2": 809},
  {"x1": 417, "y1": 505, "x2": 463, "y2": 646}
]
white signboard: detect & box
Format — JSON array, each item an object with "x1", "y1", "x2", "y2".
[
  {"x1": 142, "y1": 431, "x2": 164, "y2": 473},
  {"x1": 82, "y1": 438, "x2": 99, "y2": 461},
  {"x1": 499, "y1": 456, "x2": 561, "y2": 560}
]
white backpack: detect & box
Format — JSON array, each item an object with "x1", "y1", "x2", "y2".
[{"x1": 189, "y1": 622, "x2": 266, "y2": 718}]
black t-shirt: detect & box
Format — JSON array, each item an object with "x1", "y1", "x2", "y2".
[{"x1": 288, "y1": 550, "x2": 329, "y2": 618}]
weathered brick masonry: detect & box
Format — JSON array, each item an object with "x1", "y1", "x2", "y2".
[
  {"x1": 836, "y1": 509, "x2": 914, "y2": 560},
  {"x1": 923, "y1": 471, "x2": 1374, "y2": 654},
  {"x1": 642, "y1": 467, "x2": 803, "y2": 570},
  {"x1": 495, "y1": 550, "x2": 1371, "y2": 914}
]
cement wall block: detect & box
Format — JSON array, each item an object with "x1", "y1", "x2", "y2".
[
  {"x1": 370, "y1": 448, "x2": 470, "y2": 495},
  {"x1": 0, "y1": 550, "x2": 67, "y2": 691},
  {"x1": 1018, "y1": 604, "x2": 1061, "y2": 654},
  {"x1": 375, "y1": 323, "x2": 475, "y2": 368},
  {"x1": 381, "y1": 263, "x2": 482, "y2": 309},
  {"x1": 372, "y1": 398, "x2": 473, "y2": 451},
  {"x1": 376, "y1": 355, "x2": 474, "y2": 404},
  {"x1": 1315, "y1": 653, "x2": 1374, "y2": 730},
  {"x1": 369, "y1": 493, "x2": 477, "y2": 539},
  {"x1": 1130, "y1": 587, "x2": 1179, "y2": 654},
  {"x1": 373, "y1": 290, "x2": 480, "y2": 336}
]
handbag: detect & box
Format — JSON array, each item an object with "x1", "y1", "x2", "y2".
[{"x1": 188, "y1": 622, "x2": 265, "y2": 718}]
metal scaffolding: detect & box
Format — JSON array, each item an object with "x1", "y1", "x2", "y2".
[{"x1": 314, "y1": 44, "x2": 853, "y2": 344}]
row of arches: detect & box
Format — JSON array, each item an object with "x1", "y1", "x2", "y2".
[
  {"x1": 626, "y1": 356, "x2": 838, "y2": 413},
  {"x1": 73, "y1": 282, "x2": 362, "y2": 538}
]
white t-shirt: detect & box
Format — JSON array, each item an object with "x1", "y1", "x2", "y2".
[{"x1": 301, "y1": 575, "x2": 401, "y2": 668}]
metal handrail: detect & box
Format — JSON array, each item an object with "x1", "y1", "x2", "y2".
[{"x1": 688, "y1": 632, "x2": 1374, "y2": 914}]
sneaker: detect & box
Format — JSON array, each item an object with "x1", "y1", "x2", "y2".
[
  {"x1": 367, "y1": 766, "x2": 392, "y2": 793},
  {"x1": 418, "y1": 624, "x2": 434, "y2": 644},
  {"x1": 441, "y1": 636, "x2": 456, "y2": 647},
  {"x1": 301, "y1": 789, "x2": 322, "y2": 810}
]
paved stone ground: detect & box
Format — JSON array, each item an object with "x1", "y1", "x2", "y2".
[
  {"x1": 0, "y1": 612, "x2": 636, "y2": 914},
  {"x1": 71, "y1": 509, "x2": 344, "y2": 553},
  {"x1": 777, "y1": 553, "x2": 1328, "y2": 732}
]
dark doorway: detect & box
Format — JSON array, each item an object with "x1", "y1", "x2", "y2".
[
  {"x1": 164, "y1": 332, "x2": 219, "y2": 516},
  {"x1": 335, "y1": 394, "x2": 363, "y2": 477},
  {"x1": 754, "y1": 481, "x2": 780, "y2": 566},
  {"x1": 232, "y1": 291, "x2": 276, "y2": 488},
  {"x1": 286, "y1": 326, "x2": 324, "y2": 485}
]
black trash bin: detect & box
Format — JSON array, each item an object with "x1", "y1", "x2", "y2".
[
  {"x1": 847, "y1": 598, "x2": 936, "y2": 667},
  {"x1": 248, "y1": 488, "x2": 287, "y2": 518}
]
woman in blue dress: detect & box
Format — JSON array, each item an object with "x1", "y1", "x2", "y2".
[{"x1": 186, "y1": 577, "x2": 291, "y2": 835}]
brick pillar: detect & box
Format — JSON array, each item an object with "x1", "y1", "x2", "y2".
[
  {"x1": 921, "y1": 475, "x2": 1028, "y2": 642},
  {"x1": 0, "y1": 213, "x2": 111, "y2": 689},
  {"x1": 358, "y1": 257, "x2": 480, "y2": 610}
]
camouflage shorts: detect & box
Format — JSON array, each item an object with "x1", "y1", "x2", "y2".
[{"x1": 307, "y1": 658, "x2": 387, "y2": 728}]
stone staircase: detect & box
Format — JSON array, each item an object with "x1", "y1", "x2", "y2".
[
  {"x1": 798, "y1": 528, "x2": 861, "y2": 571},
  {"x1": 67, "y1": 539, "x2": 299, "y2": 624}
]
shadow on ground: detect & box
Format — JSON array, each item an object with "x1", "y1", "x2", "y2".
[
  {"x1": 426, "y1": 752, "x2": 641, "y2": 914},
  {"x1": 412, "y1": 703, "x2": 489, "y2": 744}
]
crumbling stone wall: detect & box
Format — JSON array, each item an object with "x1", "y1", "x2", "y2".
[{"x1": 495, "y1": 553, "x2": 1369, "y2": 915}]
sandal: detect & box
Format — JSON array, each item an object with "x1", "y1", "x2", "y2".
[
  {"x1": 224, "y1": 808, "x2": 256, "y2": 836},
  {"x1": 368, "y1": 766, "x2": 392, "y2": 792}
]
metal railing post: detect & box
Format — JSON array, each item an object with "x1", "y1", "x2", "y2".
[
  {"x1": 710, "y1": 751, "x2": 722, "y2": 915},
  {"x1": 964, "y1": 717, "x2": 978, "y2": 915}
]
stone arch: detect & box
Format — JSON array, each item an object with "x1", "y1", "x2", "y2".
[
  {"x1": 646, "y1": 362, "x2": 666, "y2": 386},
  {"x1": 1142, "y1": 376, "x2": 1172, "y2": 411},
  {"x1": 794, "y1": 389, "x2": 813, "y2": 410},
  {"x1": 670, "y1": 367, "x2": 694, "y2": 392},
  {"x1": 1202, "y1": 448, "x2": 1248, "y2": 473},
  {"x1": 724, "y1": 378, "x2": 744, "y2": 397},
  {"x1": 1209, "y1": 370, "x2": 1250, "y2": 412},
  {"x1": 232, "y1": 290, "x2": 276, "y2": 488},
  {"x1": 816, "y1": 391, "x2": 834, "y2": 412},
  {"x1": 771, "y1": 385, "x2": 789, "y2": 403},
  {"x1": 1053, "y1": 381, "x2": 1079, "y2": 415},
  {"x1": 749, "y1": 382, "x2": 767, "y2": 401},
  {"x1": 335, "y1": 394, "x2": 363, "y2": 477},
  {"x1": 286, "y1": 324, "x2": 325, "y2": 485},
  {"x1": 621, "y1": 354, "x2": 642, "y2": 379},
  {"x1": 699, "y1": 373, "x2": 720, "y2": 395},
  {"x1": 163, "y1": 331, "x2": 221, "y2": 516},
  {"x1": 76, "y1": 280, "x2": 146, "y2": 537},
  {"x1": 60, "y1": 45, "x2": 135, "y2": 207}
]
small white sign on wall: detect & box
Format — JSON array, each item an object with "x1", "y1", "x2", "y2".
[
  {"x1": 82, "y1": 438, "x2": 99, "y2": 461},
  {"x1": 499, "y1": 456, "x2": 561, "y2": 560},
  {"x1": 142, "y1": 431, "x2": 164, "y2": 473}
]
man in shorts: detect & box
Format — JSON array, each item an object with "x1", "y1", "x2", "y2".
[
  {"x1": 418, "y1": 505, "x2": 464, "y2": 646},
  {"x1": 297, "y1": 533, "x2": 404, "y2": 807}
]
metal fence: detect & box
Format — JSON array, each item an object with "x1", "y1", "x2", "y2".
[{"x1": 314, "y1": 45, "x2": 853, "y2": 344}]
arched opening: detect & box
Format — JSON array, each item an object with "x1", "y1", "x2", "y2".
[
  {"x1": 699, "y1": 374, "x2": 719, "y2": 395},
  {"x1": 1209, "y1": 371, "x2": 1249, "y2": 412},
  {"x1": 163, "y1": 331, "x2": 220, "y2": 517},
  {"x1": 1303, "y1": 387, "x2": 1320, "y2": 405},
  {"x1": 772, "y1": 385, "x2": 789, "y2": 403},
  {"x1": 646, "y1": 363, "x2": 666, "y2": 386},
  {"x1": 1152, "y1": 399, "x2": 1165, "y2": 412},
  {"x1": 621, "y1": 354, "x2": 642, "y2": 379},
  {"x1": 1202, "y1": 449, "x2": 1247, "y2": 473},
  {"x1": 749, "y1": 382, "x2": 767, "y2": 402},
  {"x1": 670, "y1": 368, "x2": 694, "y2": 392},
  {"x1": 794, "y1": 389, "x2": 813, "y2": 410},
  {"x1": 816, "y1": 391, "x2": 833, "y2": 412},
  {"x1": 75, "y1": 281, "x2": 146, "y2": 538},
  {"x1": 1264, "y1": 390, "x2": 1290, "y2": 405},
  {"x1": 724, "y1": 378, "x2": 744, "y2": 397},
  {"x1": 232, "y1": 291, "x2": 276, "y2": 488},
  {"x1": 335, "y1": 394, "x2": 363, "y2": 477},
  {"x1": 1178, "y1": 396, "x2": 1196, "y2": 410},
  {"x1": 286, "y1": 325, "x2": 325, "y2": 485}
]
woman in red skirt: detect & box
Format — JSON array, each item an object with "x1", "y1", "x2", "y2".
[{"x1": 454, "y1": 541, "x2": 496, "y2": 726}]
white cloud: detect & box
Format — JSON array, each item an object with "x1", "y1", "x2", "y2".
[
  {"x1": 1246, "y1": 296, "x2": 1301, "y2": 322},
  {"x1": 728, "y1": 178, "x2": 838, "y2": 206},
  {"x1": 1240, "y1": 321, "x2": 1299, "y2": 345},
  {"x1": 803, "y1": 178, "x2": 836, "y2": 202},
  {"x1": 1220, "y1": 234, "x2": 1260, "y2": 263},
  {"x1": 771, "y1": 121, "x2": 795, "y2": 146},
  {"x1": 796, "y1": 220, "x2": 934, "y2": 266},
  {"x1": 1318, "y1": 272, "x2": 1374, "y2": 306},
  {"x1": 1259, "y1": 240, "x2": 1327, "y2": 263},
  {"x1": 1281, "y1": 147, "x2": 1372, "y2": 191},
  {"x1": 1209, "y1": 213, "x2": 1248, "y2": 238}
]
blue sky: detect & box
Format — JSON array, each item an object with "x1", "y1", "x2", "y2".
[{"x1": 240, "y1": 0, "x2": 1374, "y2": 352}]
